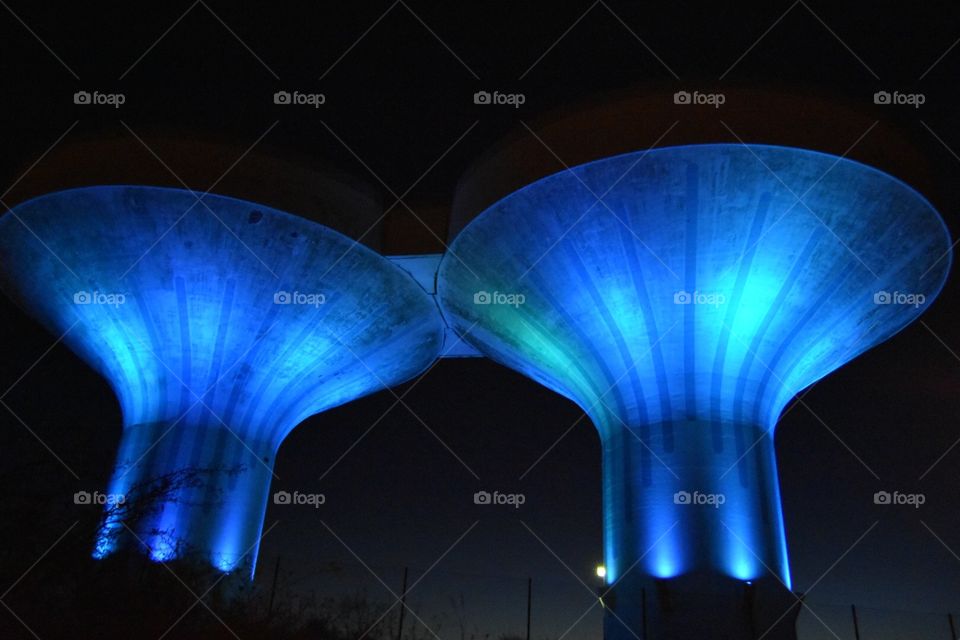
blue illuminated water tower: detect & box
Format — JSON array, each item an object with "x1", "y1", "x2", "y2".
[
  {"x1": 438, "y1": 144, "x2": 951, "y2": 639},
  {"x1": 0, "y1": 185, "x2": 444, "y2": 575}
]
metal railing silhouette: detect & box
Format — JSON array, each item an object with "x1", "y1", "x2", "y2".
[{"x1": 260, "y1": 555, "x2": 959, "y2": 640}]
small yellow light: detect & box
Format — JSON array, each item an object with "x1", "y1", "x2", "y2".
[{"x1": 596, "y1": 565, "x2": 607, "y2": 579}]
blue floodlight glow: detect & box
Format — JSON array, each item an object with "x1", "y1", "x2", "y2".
[
  {"x1": 0, "y1": 186, "x2": 444, "y2": 575},
  {"x1": 437, "y1": 144, "x2": 951, "y2": 592}
]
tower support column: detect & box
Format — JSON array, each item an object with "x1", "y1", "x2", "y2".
[
  {"x1": 96, "y1": 418, "x2": 276, "y2": 575},
  {"x1": 600, "y1": 420, "x2": 798, "y2": 639}
]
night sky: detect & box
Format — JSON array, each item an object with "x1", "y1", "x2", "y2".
[{"x1": 1, "y1": 3, "x2": 960, "y2": 639}]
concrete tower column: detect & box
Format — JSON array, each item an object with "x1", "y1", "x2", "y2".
[
  {"x1": 599, "y1": 419, "x2": 795, "y2": 639},
  {"x1": 96, "y1": 420, "x2": 276, "y2": 573}
]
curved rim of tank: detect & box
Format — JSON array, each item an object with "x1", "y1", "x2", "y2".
[
  {"x1": 0, "y1": 184, "x2": 448, "y2": 378},
  {"x1": 438, "y1": 142, "x2": 953, "y2": 311}
]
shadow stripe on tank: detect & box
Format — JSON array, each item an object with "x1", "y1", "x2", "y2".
[
  {"x1": 558, "y1": 237, "x2": 649, "y2": 500},
  {"x1": 731, "y1": 227, "x2": 825, "y2": 486},
  {"x1": 196, "y1": 277, "x2": 240, "y2": 517},
  {"x1": 618, "y1": 215, "x2": 674, "y2": 449},
  {"x1": 174, "y1": 276, "x2": 194, "y2": 418},
  {"x1": 564, "y1": 236, "x2": 651, "y2": 426},
  {"x1": 683, "y1": 162, "x2": 699, "y2": 420},
  {"x1": 167, "y1": 272, "x2": 210, "y2": 545},
  {"x1": 217, "y1": 297, "x2": 283, "y2": 435},
  {"x1": 710, "y1": 191, "x2": 772, "y2": 451},
  {"x1": 131, "y1": 287, "x2": 168, "y2": 424}
]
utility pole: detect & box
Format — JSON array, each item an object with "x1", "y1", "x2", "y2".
[
  {"x1": 396, "y1": 567, "x2": 409, "y2": 640},
  {"x1": 949, "y1": 612, "x2": 957, "y2": 640},
  {"x1": 851, "y1": 604, "x2": 861, "y2": 640},
  {"x1": 266, "y1": 555, "x2": 281, "y2": 621},
  {"x1": 526, "y1": 577, "x2": 532, "y2": 640},
  {"x1": 641, "y1": 587, "x2": 647, "y2": 640}
]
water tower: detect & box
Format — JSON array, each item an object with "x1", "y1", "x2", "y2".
[
  {"x1": 438, "y1": 143, "x2": 950, "y2": 638},
  {"x1": 0, "y1": 185, "x2": 444, "y2": 574}
]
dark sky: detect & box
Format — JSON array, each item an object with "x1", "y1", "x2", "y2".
[{"x1": 1, "y1": 2, "x2": 960, "y2": 639}]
